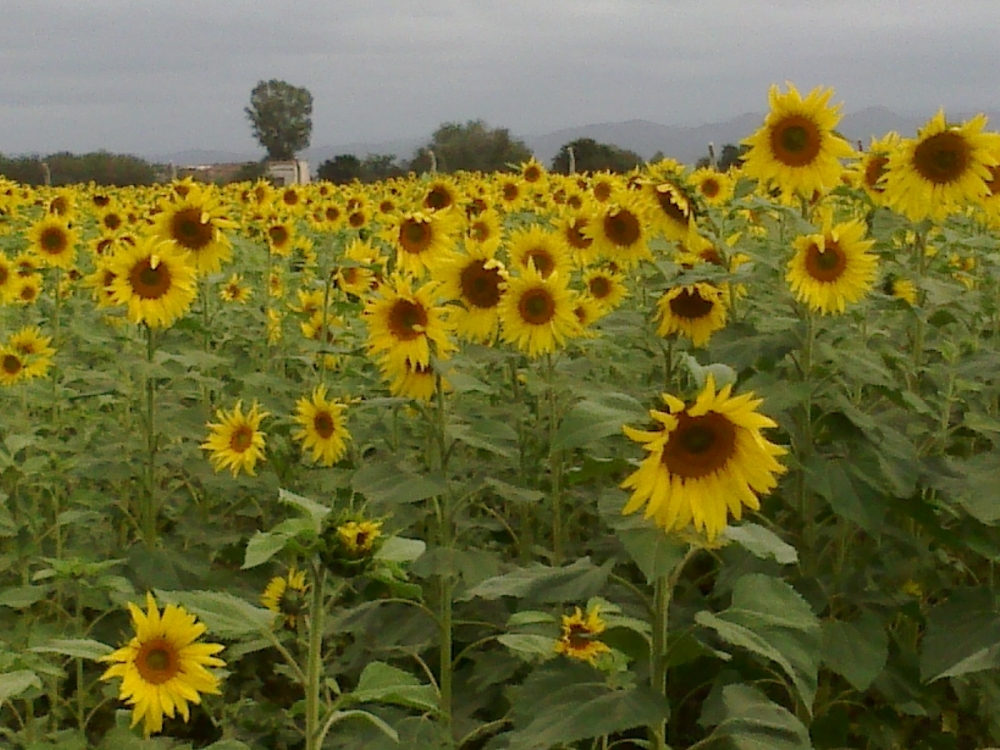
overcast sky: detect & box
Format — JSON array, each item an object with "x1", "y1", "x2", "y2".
[{"x1": 2, "y1": 0, "x2": 999, "y2": 158}]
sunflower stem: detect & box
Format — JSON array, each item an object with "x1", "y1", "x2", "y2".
[
  {"x1": 650, "y1": 546, "x2": 698, "y2": 750},
  {"x1": 304, "y1": 560, "x2": 326, "y2": 750},
  {"x1": 263, "y1": 244, "x2": 273, "y2": 370},
  {"x1": 911, "y1": 229, "x2": 927, "y2": 379},
  {"x1": 546, "y1": 354, "x2": 564, "y2": 564},
  {"x1": 140, "y1": 325, "x2": 158, "y2": 548},
  {"x1": 797, "y1": 309, "x2": 816, "y2": 569},
  {"x1": 433, "y1": 375, "x2": 454, "y2": 736}
]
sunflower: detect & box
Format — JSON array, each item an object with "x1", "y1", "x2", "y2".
[
  {"x1": 553, "y1": 604, "x2": 611, "y2": 665},
  {"x1": 201, "y1": 400, "x2": 270, "y2": 477},
  {"x1": 13, "y1": 274, "x2": 42, "y2": 306},
  {"x1": 582, "y1": 267, "x2": 628, "y2": 312},
  {"x1": 882, "y1": 110, "x2": 1000, "y2": 222},
  {"x1": 27, "y1": 215, "x2": 78, "y2": 270},
  {"x1": 108, "y1": 237, "x2": 197, "y2": 328},
  {"x1": 498, "y1": 265, "x2": 581, "y2": 358},
  {"x1": 293, "y1": 384, "x2": 351, "y2": 466},
  {"x1": 219, "y1": 273, "x2": 251, "y2": 303},
  {"x1": 689, "y1": 167, "x2": 735, "y2": 207},
  {"x1": 644, "y1": 180, "x2": 696, "y2": 243},
  {"x1": 336, "y1": 520, "x2": 383, "y2": 557},
  {"x1": 380, "y1": 210, "x2": 459, "y2": 277},
  {"x1": 0, "y1": 254, "x2": 16, "y2": 303},
  {"x1": 786, "y1": 217, "x2": 877, "y2": 314},
  {"x1": 261, "y1": 568, "x2": 309, "y2": 629},
  {"x1": 381, "y1": 358, "x2": 446, "y2": 400},
  {"x1": 655, "y1": 282, "x2": 728, "y2": 347},
  {"x1": 153, "y1": 188, "x2": 236, "y2": 276},
  {"x1": 435, "y1": 242, "x2": 508, "y2": 343},
  {"x1": 851, "y1": 132, "x2": 900, "y2": 205},
  {"x1": 585, "y1": 194, "x2": 653, "y2": 269},
  {"x1": 519, "y1": 157, "x2": 548, "y2": 192},
  {"x1": 263, "y1": 214, "x2": 296, "y2": 257},
  {"x1": 8, "y1": 326, "x2": 55, "y2": 379},
  {"x1": 496, "y1": 177, "x2": 528, "y2": 213},
  {"x1": 97, "y1": 204, "x2": 127, "y2": 235},
  {"x1": 741, "y1": 83, "x2": 855, "y2": 198},
  {"x1": 422, "y1": 178, "x2": 460, "y2": 212},
  {"x1": 552, "y1": 211, "x2": 599, "y2": 267},
  {"x1": 506, "y1": 224, "x2": 571, "y2": 279},
  {"x1": 621, "y1": 374, "x2": 787, "y2": 540},
  {"x1": 0, "y1": 348, "x2": 26, "y2": 386},
  {"x1": 364, "y1": 274, "x2": 456, "y2": 369},
  {"x1": 464, "y1": 208, "x2": 503, "y2": 252},
  {"x1": 884, "y1": 276, "x2": 918, "y2": 305},
  {"x1": 99, "y1": 593, "x2": 225, "y2": 737}
]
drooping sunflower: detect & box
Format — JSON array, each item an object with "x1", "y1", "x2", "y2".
[
  {"x1": 741, "y1": 83, "x2": 855, "y2": 198},
  {"x1": 497, "y1": 265, "x2": 581, "y2": 358},
  {"x1": 261, "y1": 568, "x2": 309, "y2": 629},
  {"x1": 654, "y1": 282, "x2": 728, "y2": 347},
  {"x1": 108, "y1": 237, "x2": 197, "y2": 328},
  {"x1": 435, "y1": 243, "x2": 508, "y2": 343},
  {"x1": 882, "y1": 110, "x2": 1000, "y2": 222},
  {"x1": 380, "y1": 210, "x2": 459, "y2": 277},
  {"x1": 553, "y1": 604, "x2": 611, "y2": 665},
  {"x1": 364, "y1": 274, "x2": 456, "y2": 369},
  {"x1": 643, "y1": 180, "x2": 697, "y2": 243},
  {"x1": 552, "y1": 211, "x2": 599, "y2": 267},
  {"x1": 27, "y1": 215, "x2": 79, "y2": 270},
  {"x1": 381, "y1": 358, "x2": 446, "y2": 400},
  {"x1": 292, "y1": 384, "x2": 351, "y2": 467},
  {"x1": 201, "y1": 400, "x2": 270, "y2": 477},
  {"x1": 621, "y1": 374, "x2": 788, "y2": 541},
  {"x1": 153, "y1": 188, "x2": 237, "y2": 276},
  {"x1": 99, "y1": 593, "x2": 225, "y2": 737},
  {"x1": 786, "y1": 217, "x2": 877, "y2": 314}
]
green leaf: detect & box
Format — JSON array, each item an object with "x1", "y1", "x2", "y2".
[
  {"x1": 459, "y1": 557, "x2": 614, "y2": 604},
  {"x1": 278, "y1": 487, "x2": 331, "y2": 527},
  {"x1": 723, "y1": 523, "x2": 798, "y2": 565},
  {"x1": 703, "y1": 684, "x2": 812, "y2": 750},
  {"x1": 317, "y1": 709, "x2": 399, "y2": 744},
  {"x1": 0, "y1": 670, "x2": 41, "y2": 702},
  {"x1": 156, "y1": 590, "x2": 275, "y2": 638},
  {"x1": 242, "y1": 530, "x2": 292, "y2": 570},
  {"x1": 447, "y1": 417, "x2": 517, "y2": 457},
  {"x1": 203, "y1": 741, "x2": 253, "y2": 750},
  {"x1": 681, "y1": 354, "x2": 738, "y2": 390},
  {"x1": 498, "y1": 634, "x2": 558, "y2": 660},
  {"x1": 696, "y1": 574, "x2": 821, "y2": 712},
  {"x1": 553, "y1": 393, "x2": 644, "y2": 450},
  {"x1": 375, "y1": 536, "x2": 426, "y2": 563},
  {"x1": 617, "y1": 527, "x2": 688, "y2": 585},
  {"x1": 806, "y1": 456, "x2": 886, "y2": 534},
  {"x1": 485, "y1": 477, "x2": 543, "y2": 506},
  {"x1": 928, "y1": 451, "x2": 1000, "y2": 524},
  {"x1": 30, "y1": 639, "x2": 113, "y2": 661},
  {"x1": 920, "y1": 587, "x2": 1000, "y2": 681},
  {"x1": 349, "y1": 661, "x2": 440, "y2": 714},
  {"x1": 821, "y1": 611, "x2": 888, "y2": 690},
  {"x1": 353, "y1": 462, "x2": 448, "y2": 506},
  {"x1": 0, "y1": 585, "x2": 52, "y2": 609}
]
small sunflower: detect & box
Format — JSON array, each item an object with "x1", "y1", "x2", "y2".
[
  {"x1": 786, "y1": 217, "x2": 877, "y2": 314},
  {"x1": 882, "y1": 110, "x2": 1000, "y2": 222},
  {"x1": 336, "y1": 520, "x2": 384, "y2": 557},
  {"x1": 582, "y1": 267, "x2": 628, "y2": 312},
  {"x1": 261, "y1": 568, "x2": 309, "y2": 629},
  {"x1": 263, "y1": 214, "x2": 297, "y2": 257},
  {"x1": 99, "y1": 593, "x2": 225, "y2": 737},
  {"x1": 320, "y1": 517, "x2": 386, "y2": 576},
  {"x1": 621, "y1": 374, "x2": 787, "y2": 540},
  {"x1": 654, "y1": 282, "x2": 728, "y2": 347},
  {"x1": 27, "y1": 215, "x2": 78, "y2": 270},
  {"x1": 689, "y1": 168, "x2": 735, "y2": 207},
  {"x1": 0, "y1": 348, "x2": 27, "y2": 386},
  {"x1": 0, "y1": 254, "x2": 15, "y2": 303},
  {"x1": 7, "y1": 326, "x2": 55, "y2": 379},
  {"x1": 363, "y1": 274, "x2": 456, "y2": 370},
  {"x1": 741, "y1": 83, "x2": 855, "y2": 198},
  {"x1": 498, "y1": 265, "x2": 581, "y2": 358},
  {"x1": 108, "y1": 237, "x2": 197, "y2": 328},
  {"x1": 884, "y1": 276, "x2": 918, "y2": 306},
  {"x1": 380, "y1": 210, "x2": 459, "y2": 277},
  {"x1": 585, "y1": 194, "x2": 653, "y2": 269},
  {"x1": 552, "y1": 211, "x2": 599, "y2": 267},
  {"x1": 201, "y1": 400, "x2": 270, "y2": 477},
  {"x1": 292, "y1": 384, "x2": 351, "y2": 467},
  {"x1": 852, "y1": 132, "x2": 900, "y2": 205},
  {"x1": 219, "y1": 273, "x2": 251, "y2": 303},
  {"x1": 553, "y1": 604, "x2": 611, "y2": 665},
  {"x1": 506, "y1": 224, "x2": 571, "y2": 279}
]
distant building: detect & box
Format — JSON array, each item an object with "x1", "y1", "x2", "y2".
[{"x1": 266, "y1": 160, "x2": 310, "y2": 186}]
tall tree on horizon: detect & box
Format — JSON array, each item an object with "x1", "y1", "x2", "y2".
[
  {"x1": 245, "y1": 79, "x2": 314, "y2": 162},
  {"x1": 410, "y1": 120, "x2": 531, "y2": 173}
]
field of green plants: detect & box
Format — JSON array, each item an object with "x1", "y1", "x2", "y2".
[{"x1": 2, "y1": 84, "x2": 1000, "y2": 750}]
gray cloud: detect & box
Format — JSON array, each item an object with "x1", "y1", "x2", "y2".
[{"x1": 1, "y1": 0, "x2": 999, "y2": 157}]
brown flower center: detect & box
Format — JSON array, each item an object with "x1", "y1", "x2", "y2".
[
  {"x1": 129, "y1": 258, "x2": 172, "y2": 299},
  {"x1": 460, "y1": 262, "x2": 503, "y2": 308},
  {"x1": 230, "y1": 425, "x2": 254, "y2": 452},
  {"x1": 502, "y1": 183, "x2": 519, "y2": 201},
  {"x1": 563, "y1": 219, "x2": 592, "y2": 250},
  {"x1": 603, "y1": 209, "x2": 641, "y2": 247},
  {"x1": 518, "y1": 287, "x2": 556, "y2": 325},
  {"x1": 668, "y1": 287, "x2": 715, "y2": 319},
  {"x1": 913, "y1": 130, "x2": 970, "y2": 185},
  {"x1": 313, "y1": 411, "x2": 335, "y2": 439},
  {"x1": 399, "y1": 218, "x2": 433, "y2": 254},
  {"x1": 769, "y1": 115, "x2": 823, "y2": 167},
  {"x1": 588, "y1": 275, "x2": 612, "y2": 299},
  {"x1": 39, "y1": 227, "x2": 69, "y2": 255},
  {"x1": 654, "y1": 185, "x2": 690, "y2": 225},
  {"x1": 661, "y1": 411, "x2": 738, "y2": 479},
  {"x1": 388, "y1": 299, "x2": 428, "y2": 341},
  {"x1": 2, "y1": 354, "x2": 22, "y2": 376},
  {"x1": 135, "y1": 639, "x2": 179, "y2": 685},
  {"x1": 525, "y1": 248, "x2": 555, "y2": 277},
  {"x1": 700, "y1": 178, "x2": 720, "y2": 198},
  {"x1": 268, "y1": 225, "x2": 289, "y2": 247},
  {"x1": 348, "y1": 211, "x2": 366, "y2": 228},
  {"x1": 864, "y1": 155, "x2": 889, "y2": 193},
  {"x1": 593, "y1": 181, "x2": 613, "y2": 202},
  {"x1": 986, "y1": 165, "x2": 1000, "y2": 196},
  {"x1": 425, "y1": 186, "x2": 453, "y2": 210},
  {"x1": 804, "y1": 240, "x2": 847, "y2": 282},
  {"x1": 170, "y1": 208, "x2": 214, "y2": 251},
  {"x1": 103, "y1": 213, "x2": 123, "y2": 231}
]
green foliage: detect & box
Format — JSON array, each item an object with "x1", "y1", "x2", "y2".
[
  {"x1": 551, "y1": 137, "x2": 644, "y2": 174},
  {"x1": 0, "y1": 151, "x2": 157, "y2": 185},
  {"x1": 245, "y1": 79, "x2": 313, "y2": 160},
  {"x1": 409, "y1": 119, "x2": 531, "y2": 173}
]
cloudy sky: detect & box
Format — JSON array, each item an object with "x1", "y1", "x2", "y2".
[{"x1": 2, "y1": 0, "x2": 999, "y2": 158}]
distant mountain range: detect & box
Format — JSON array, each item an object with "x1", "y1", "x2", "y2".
[{"x1": 156, "y1": 107, "x2": 999, "y2": 169}]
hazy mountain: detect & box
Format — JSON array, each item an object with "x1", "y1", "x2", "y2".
[{"x1": 156, "y1": 107, "x2": 1000, "y2": 169}]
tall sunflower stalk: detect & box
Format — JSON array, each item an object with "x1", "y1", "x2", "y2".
[
  {"x1": 545, "y1": 353, "x2": 565, "y2": 564},
  {"x1": 139, "y1": 324, "x2": 159, "y2": 547}
]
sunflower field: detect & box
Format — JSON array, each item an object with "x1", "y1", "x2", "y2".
[{"x1": 2, "y1": 83, "x2": 1000, "y2": 750}]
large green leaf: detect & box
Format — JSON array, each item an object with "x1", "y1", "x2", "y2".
[
  {"x1": 156, "y1": 590, "x2": 275, "y2": 638},
  {"x1": 30, "y1": 638, "x2": 113, "y2": 661},
  {"x1": 352, "y1": 462, "x2": 448, "y2": 506},
  {"x1": 459, "y1": 557, "x2": 614, "y2": 604},
  {"x1": 553, "y1": 393, "x2": 644, "y2": 451},
  {"x1": 617, "y1": 527, "x2": 688, "y2": 584},
  {"x1": 0, "y1": 670, "x2": 41, "y2": 702},
  {"x1": 695, "y1": 574, "x2": 821, "y2": 712},
  {"x1": 723, "y1": 523, "x2": 798, "y2": 565},
  {"x1": 701, "y1": 684, "x2": 812, "y2": 750},
  {"x1": 821, "y1": 611, "x2": 888, "y2": 690},
  {"x1": 920, "y1": 587, "x2": 1000, "y2": 682},
  {"x1": 349, "y1": 661, "x2": 440, "y2": 715}
]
